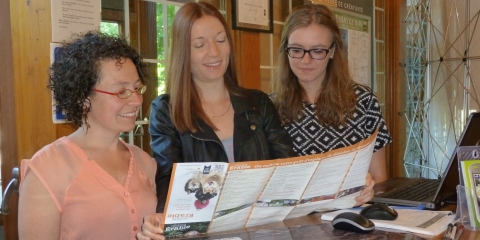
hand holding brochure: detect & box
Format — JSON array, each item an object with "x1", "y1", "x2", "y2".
[{"x1": 162, "y1": 130, "x2": 378, "y2": 238}]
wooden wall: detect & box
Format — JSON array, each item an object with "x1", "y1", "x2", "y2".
[
  {"x1": 1, "y1": 0, "x2": 75, "y2": 239},
  {"x1": 8, "y1": 1, "x2": 76, "y2": 158},
  {"x1": 385, "y1": 0, "x2": 407, "y2": 178},
  {"x1": 227, "y1": 1, "x2": 261, "y2": 89},
  {"x1": 0, "y1": 0, "x2": 18, "y2": 237}
]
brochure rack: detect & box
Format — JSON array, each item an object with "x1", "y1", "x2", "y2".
[
  {"x1": 456, "y1": 185, "x2": 480, "y2": 230},
  {"x1": 456, "y1": 146, "x2": 480, "y2": 231}
]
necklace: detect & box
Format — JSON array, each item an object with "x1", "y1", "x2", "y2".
[{"x1": 203, "y1": 102, "x2": 231, "y2": 117}]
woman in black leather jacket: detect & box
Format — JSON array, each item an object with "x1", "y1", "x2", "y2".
[{"x1": 148, "y1": 2, "x2": 295, "y2": 213}]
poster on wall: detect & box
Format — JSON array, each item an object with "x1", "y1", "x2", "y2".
[
  {"x1": 50, "y1": 43, "x2": 69, "y2": 124},
  {"x1": 311, "y1": 0, "x2": 373, "y2": 87},
  {"x1": 51, "y1": 0, "x2": 101, "y2": 43}
]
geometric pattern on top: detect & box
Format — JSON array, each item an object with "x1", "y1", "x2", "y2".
[{"x1": 284, "y1": 84, "x2": 392, "y2": 156}]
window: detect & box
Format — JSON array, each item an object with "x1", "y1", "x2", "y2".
[
  {"x1": 402, "y1": 0, "x2": 480, "y2": 178},
  {"x1": 119, "y1": 0, "x2": 226, "y2": 152},
  {"x1": 100, "y1": 21, "x2": 120, "y2": 36},
  {"x1": 259, "y1": 0, "x2": 305, "y2": 93}
]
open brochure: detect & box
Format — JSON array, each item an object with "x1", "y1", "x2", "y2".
[
  {"x1": 162, "y1": 130, "x2": 378, "y2": 238},
  {"x1": 321, "y1": 208, "x2": 455, "y2": 236}
]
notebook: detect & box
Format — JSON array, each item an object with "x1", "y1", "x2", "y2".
[{"x1": 371, "y1": 112, "x2": 480, "y2": 210}]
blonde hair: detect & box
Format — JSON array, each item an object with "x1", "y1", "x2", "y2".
[{"x1": 271, "y1": 4, "x2": 357, "y2": 127}]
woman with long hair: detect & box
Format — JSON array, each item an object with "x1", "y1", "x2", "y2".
[{"x1": 271, "y1": 4, "x2": 393, "y2": 204}]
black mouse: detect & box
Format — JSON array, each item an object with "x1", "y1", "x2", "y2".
[
  {"x1": 332, "y1": 212, "x2": 375, "y2": 233},
  {"x1": 360, "y1": 203, "x2": 398, "y2": 220}
]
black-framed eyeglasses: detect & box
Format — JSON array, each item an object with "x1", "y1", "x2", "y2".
[
  {"x1": 286, "y1": 45, "x2": 334, "y2": 60},
  {"x1": 93, "y1": 85, "x2": 147, "y2": 99}
]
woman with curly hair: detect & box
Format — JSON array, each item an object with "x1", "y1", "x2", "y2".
[
  {"x1": 18, "y1": 31, "x2": 163, "y2": 240},
  {"x1": 270, "y1": 4, "x2": 392, "y2": 205}
]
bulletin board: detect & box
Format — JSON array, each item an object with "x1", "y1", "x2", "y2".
[{"x1": 311, "y1": 0, "x2": 374, "y2": 87}]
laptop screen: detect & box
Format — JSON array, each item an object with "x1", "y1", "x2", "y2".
[{"x1": 434, "y1": 112, "x2": 480, "y2": 201}]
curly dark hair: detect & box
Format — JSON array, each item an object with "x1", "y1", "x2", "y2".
[{"x1": 48, "y1": 31, "x2": 148, "y2": 128}]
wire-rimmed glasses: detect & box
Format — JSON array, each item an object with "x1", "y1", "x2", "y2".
[
  {"x1": 286, "y1": 45, "x2": 334, "y2": 60},
  {"x1": 93, "y1": 85, "x2": 147, "y2": 99}
]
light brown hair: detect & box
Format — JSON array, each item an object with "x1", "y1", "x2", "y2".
[
  {"x1": 166, "y1": 2, "x2": 241, "y2": 132},
  {"x1": 271, "y1": 4, "x2": 357, "y2": 127}
]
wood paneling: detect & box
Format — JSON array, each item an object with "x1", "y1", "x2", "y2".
[
  {"x1": 225, "y1": 0, "x2": 261, "y2": 90},
  {"x1": 233, "y1": 31, "x2": 261, "y2": 89},
  {"x1": 11, "y1": 0, "x2": 58, "y2": 158},
  {"x1": 0, "y1": 0, "x2": 18, "y2": 238},
  {"x1": 2, "y1": 0, "x2": 76, "y2": 238},
  {"x1": 385, "y1": 0, "x2": 407, "y2": 177}
]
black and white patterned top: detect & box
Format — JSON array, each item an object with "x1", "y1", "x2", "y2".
[{"x1": 284, "y1": 84, "x2": 392, "y2": 156}]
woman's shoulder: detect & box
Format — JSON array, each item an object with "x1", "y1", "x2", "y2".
[
  {"x1": 124, "y1": 142, "x2": 156, "y2": 179},
  {"x1": 353, "y1": 84, "x2": 378, "y2": 101},
  {"x1": 29, "y1": 137, "x2": 86, "y2": 165},
  {"x1": 243, "y1": 88, "x2": 268, "y2": 95},
  {"x1": 152, "y1": 93, "x2": 170, "y2": 105},
  {"x1": 353, "y1": 83, "x2": 374, "y2": 94},
  {"x1": 150, "y1": 94, "x2": 171, "y2": 113},
  {"x1": 125, "y1": 142, "x2": 153, "y2": 162},
  {"x1": 22, "y1": 137, "x2": 86, "y2": 187},
  {"x1": 239, "y1": 88, "x2": 270, "y2": 101}
]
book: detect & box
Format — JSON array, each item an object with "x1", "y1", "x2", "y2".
[
  {"x1": 321, "y1": 208, "x2": 455, "y2": 236},
  {"x1": 161, "y1": 129, "x2": 378, "y2": 239},
  {"x1": 457, "y1": 146, "x2": 480, "y2": 229}
]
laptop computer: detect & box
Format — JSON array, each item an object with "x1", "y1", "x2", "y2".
[{"x1": 370, "y1": 112, "x2": 480, "y2": 210}]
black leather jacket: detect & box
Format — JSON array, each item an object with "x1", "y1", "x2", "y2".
[{"x1": 149, "y1": 89, "x2": 295, "y2": 212}]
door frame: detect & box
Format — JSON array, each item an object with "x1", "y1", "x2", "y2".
[{"x1": 0, "y1": 0, "x2": 20, "y2": 238}]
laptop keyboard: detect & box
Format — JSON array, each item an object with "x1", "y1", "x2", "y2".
[{"x1": 382, "y1": 179, "x2": 440, "y2": 201}]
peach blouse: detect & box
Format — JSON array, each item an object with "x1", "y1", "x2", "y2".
[{"x1": 21, "y1": 137, "x2": 157, "y2": 240}]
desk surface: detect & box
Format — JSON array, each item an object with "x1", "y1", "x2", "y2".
[{"x1": 176, "y1": 207, "x2": 478, "y2": 240}]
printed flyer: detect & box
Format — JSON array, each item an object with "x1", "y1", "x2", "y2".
[
  {"x1": 458, "y1": 146, "x2": 480, "y2": 229},
  {"x1": 162, "y1": 129, "x2": 378, "y2": 238}
]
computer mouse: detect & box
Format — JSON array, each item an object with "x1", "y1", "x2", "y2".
[
  {"x1": 332, "y1": 212, "x2": 375, "y2": 233},
  {"x1": 360, "y1": 203, "x2": 398, "y2": 220}
]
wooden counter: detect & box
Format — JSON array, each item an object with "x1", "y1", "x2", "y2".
[{"x1": 174, "y1": 206, "x2": 478, "y2": 239}]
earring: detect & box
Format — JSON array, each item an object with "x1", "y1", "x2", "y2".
[{"x1": 82, "y1": 118, "x2": 89, "y2": 135}]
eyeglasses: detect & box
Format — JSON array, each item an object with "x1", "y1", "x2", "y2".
[
  {"x1": 93, "y1": 85, "x2": 147, "y2": 99},
  {"x1": 286, "y1": 45, "x2": 334, "y2": 60}
]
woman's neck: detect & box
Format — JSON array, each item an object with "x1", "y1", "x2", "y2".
[
  {"x1": 299, "y1": 81, "x2": 322, "y2": 103},
  {"x1": 196, "y1": 81, "x2": 229, "y2": 103},
  {"x1": 69, "y1": 127, "x2": 122, "y2": 152}
]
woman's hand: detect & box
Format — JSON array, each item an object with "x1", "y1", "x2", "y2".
[
  {"x1": 354, "y1": 173, "x2": 375, "y2": 206},
  {"x1": 136, "y1": 213, "x2": 165, "y2": 240}
]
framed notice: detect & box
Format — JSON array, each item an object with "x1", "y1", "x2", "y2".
[{"x1": 231, "y1": 0, "x2": 273, "y2": 33}]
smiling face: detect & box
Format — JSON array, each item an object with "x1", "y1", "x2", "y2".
[
  {"x1": 87, "y1": 58, "x2": 142, "y2": 134},
  {"x1": 287, "y1": 23, "x2": 335, "y2": 89},
  {"x1": 190, "y1": 15, "x2": 230, "y2": 84}
]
